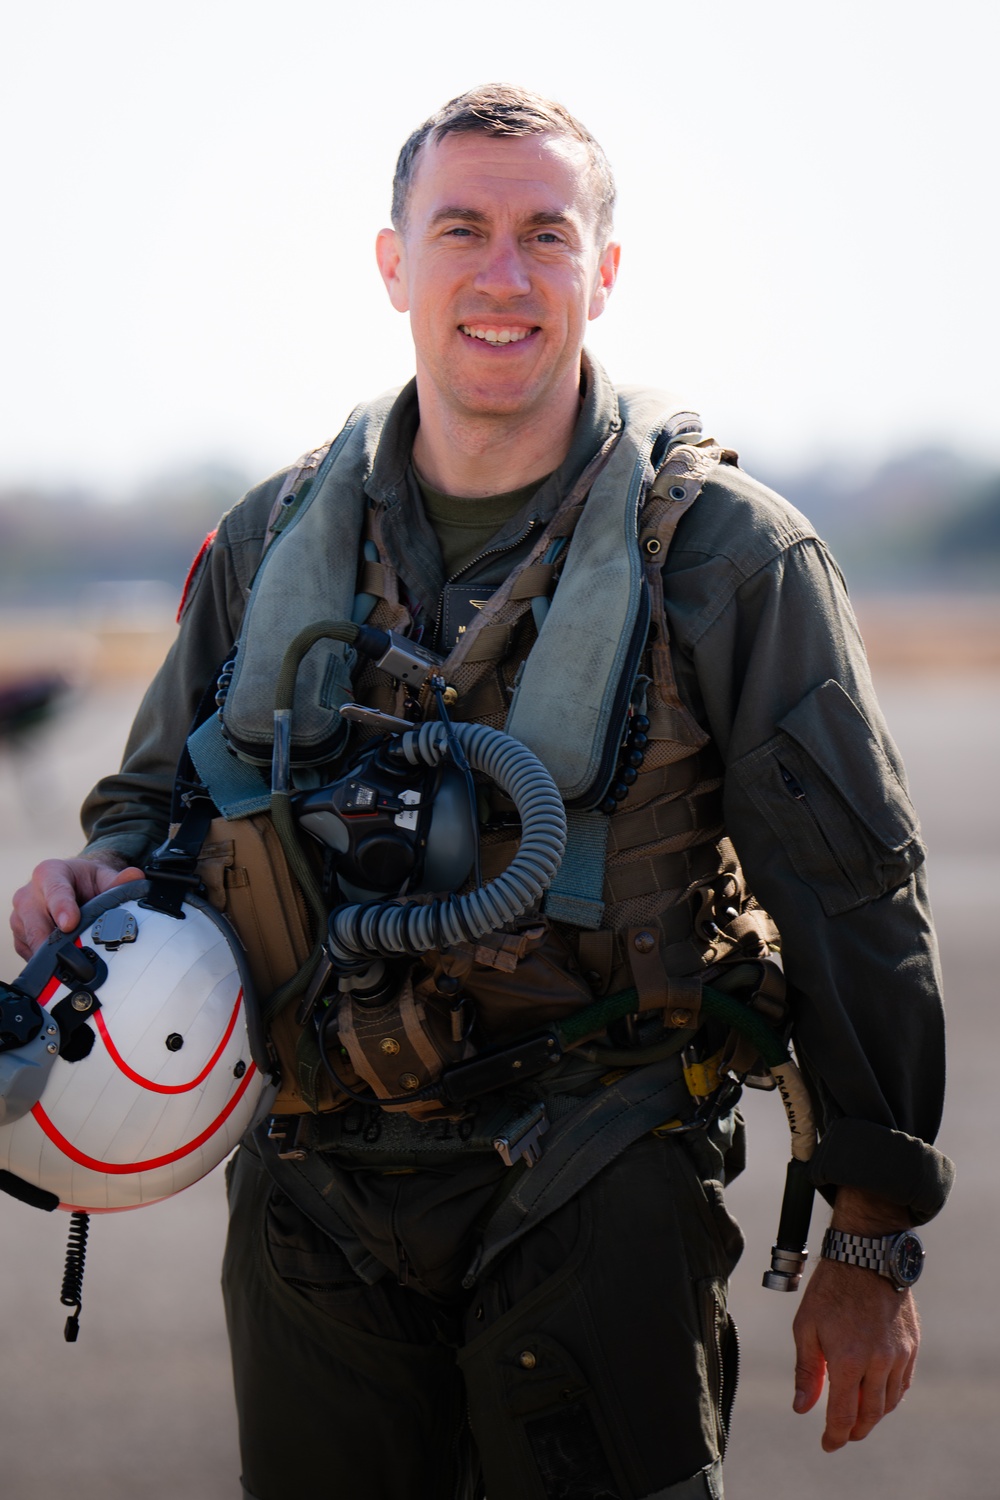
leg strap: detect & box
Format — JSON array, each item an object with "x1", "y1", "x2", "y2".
[{"x1": 465, "y1": 1053, "x2": 690, "y2": 1284}]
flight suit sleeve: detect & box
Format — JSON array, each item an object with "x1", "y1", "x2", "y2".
[
  {"x1": 79, "y1": 478, "x2": 281, "y2": 865},
  {"x1": 669, "y1": 516, "x2": 953, "y2": 1224}
]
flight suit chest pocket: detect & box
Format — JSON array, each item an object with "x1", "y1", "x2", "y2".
[{"x1": 738, "y1": 679, "x2": 924, "y2": 917}]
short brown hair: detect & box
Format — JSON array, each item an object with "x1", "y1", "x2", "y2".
[{"x1": 392, "y1": 84, "x2": 616, "y2": 245}]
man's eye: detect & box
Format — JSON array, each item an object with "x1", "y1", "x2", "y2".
[
  {"x1": 533, "y1": 232, "x2": 563, "y2": 244},
  {"x1": 445, "y1": 226, "x2": 474, "y2": 238}
]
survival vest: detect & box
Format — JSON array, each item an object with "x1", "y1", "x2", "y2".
[{"x1": 187, "y1": 385, "x2": 777, "y2": 1114}]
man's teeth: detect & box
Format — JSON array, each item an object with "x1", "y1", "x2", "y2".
[{"x1": 460, "y1": 326, "x2": 532, "y2": 344}]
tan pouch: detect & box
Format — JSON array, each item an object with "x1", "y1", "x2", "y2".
[
  {"x1": 327, "y1": 970, "x2": 471, "y2": 1122},
  {"x1": 322, "y1": 920, "x2": 598, "y2": 1122},
  {"x1": 415, "y1": 919, "x2": 596, "y2": 1046},
  {"x1": 196, "y1": 814, "x2": 346, "y2": 1114}
]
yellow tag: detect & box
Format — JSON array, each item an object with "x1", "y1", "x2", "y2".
[
  {"x1": 600, "y1": 1069, "x2": 629, "y2": 1088},
  {"x1": 652, "y1": 1118, "x2": 684, "y2": 1137},
  {"x1": 682, "y1": 1048, "x2": 726, "y2": 1100}
]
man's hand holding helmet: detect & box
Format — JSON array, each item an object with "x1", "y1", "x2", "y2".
[{"x1": 10, "y1": 854, "x2": 144, "y2": 960}]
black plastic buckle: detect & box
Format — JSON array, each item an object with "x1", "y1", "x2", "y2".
[
  {"x1": 441, "y1": 1031, "x2": 563, "y2": 1105},
  {"x1": 53, "y1": 942, "x2": 107, "y2": 991},
  {"x1": 140, "y1": 858, "x2": 204, "y2": 919}
]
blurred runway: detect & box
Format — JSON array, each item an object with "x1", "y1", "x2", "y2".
[{"x1": 0, "y1": 669, "x2": 996, "y2": 1500}]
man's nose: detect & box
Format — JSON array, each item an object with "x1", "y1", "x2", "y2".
[{"x1": 473, "y1": 240, "x2": 532, "y2": 299}]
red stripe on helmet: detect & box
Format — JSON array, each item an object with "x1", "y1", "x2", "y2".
[
  {"x1": 30, "y1": 1063, "x2": 257, "y2": 1175},
  {"x1": 92, "y1": 988, "x2": 243, "y2": 1094}
]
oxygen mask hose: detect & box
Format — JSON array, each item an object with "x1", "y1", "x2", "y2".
[
  {"x1": 430, "y1": 674, "x2": 482, "y2": 891},
  {"x1": 327, "y1": 719, "x2": 567, "y2": 964},
  {"x1": 266, "y1": 620, "x2": 562, "y2": 1021}
]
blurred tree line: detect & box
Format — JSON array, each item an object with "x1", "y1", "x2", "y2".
[
  {"x1": 758, "y1": 447, "x2": 1000, "y2": 589},
  {"x1": 0, "y1": 465, "x2": 249, "y2": 608},
  {"x1": 0, "y1": 448, "x2": 997, "y2": 607}
]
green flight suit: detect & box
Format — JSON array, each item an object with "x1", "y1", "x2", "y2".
[{"x1": 80, "y1": 356, "x2": 953, "y2": 1498}]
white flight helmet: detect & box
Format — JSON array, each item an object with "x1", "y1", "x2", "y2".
[{"x1": 0, "y1": 881, "x2": 275, "y2": 1213}]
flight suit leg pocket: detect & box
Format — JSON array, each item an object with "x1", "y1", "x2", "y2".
[{"x1": 462, "y1": 1329, "x2": 630, "y2": 1500}]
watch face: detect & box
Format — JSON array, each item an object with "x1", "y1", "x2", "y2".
[{"x1": 889, "y1": 1231, "x2": 925, "y2": 1286}]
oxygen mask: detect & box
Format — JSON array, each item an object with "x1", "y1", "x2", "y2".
[{"x1": 293, "y1": 735, "x2": 478, "y2": 904}]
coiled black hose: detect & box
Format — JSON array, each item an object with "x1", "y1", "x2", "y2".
[{"x1": 60, "y1": 1210, "x2": 90, "y2": 1343}]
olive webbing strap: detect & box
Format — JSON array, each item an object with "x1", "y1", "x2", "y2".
[
  {"x1": 187, "y1": 715, "x2": 271, "y2": 818},
  {"x1": 146, "y1": 663, "x2": 231, "y2": 901},
  {"x1": 468, "y1": 979, "x2": 789, "y2": 1284},
  {"x1": 466, "y1": 1053, "x2": 692, "y2": 1284},
  {"x1": 542, "y1": 810, "x2": 610, "y2": 929}
]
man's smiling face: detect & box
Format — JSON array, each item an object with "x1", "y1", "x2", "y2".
[{"x1": 376, "y1": 131, "x2": 619, "y2": 424}]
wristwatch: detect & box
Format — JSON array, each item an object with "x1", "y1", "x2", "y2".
[{"x1": 821, "y1": 1227, "x2": 925, "y2": 1292}]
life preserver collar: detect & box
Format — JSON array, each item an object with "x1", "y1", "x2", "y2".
[{"x1": 215, "y1": 370, "x2": 706, "y2": 804}]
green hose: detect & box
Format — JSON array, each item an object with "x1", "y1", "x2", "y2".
[
  {"x1": 265, "y1": 620, "x2": 361, "y2": 1023},
  {"x1": 274, "y1": 619, "x2": 360, "y2": 714},
  {"x1": 557, "y1": 981, "x2": 789, "y2": 1066}
]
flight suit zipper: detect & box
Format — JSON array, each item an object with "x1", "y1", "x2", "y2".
[
  {"x1": 701, "y1": 1281, "x2": 725, "y2": 1451},
  {"x1": 432, "y1": 518, "x2": 540, "y2": 649},
  {"x1": 777, "y1": 760, "x2": 860, "y2": 897},
  {"x1": 701, "y1": 1280, "x2": 739, "y2": 1455}
]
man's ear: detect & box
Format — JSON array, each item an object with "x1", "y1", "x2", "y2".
[
  {"x1": 588, "y1": 240, "x2": 621, "y2": 322},
  {"x1": 376, "y1": 227, "x2": 409, "y2": 312}
]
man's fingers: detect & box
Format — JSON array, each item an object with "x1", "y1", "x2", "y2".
[
  {"x1": 884, "y1": 1341, "x2": 917, "y2": 1415},
  {"x1": 821, "y1": 1359, "x2": 866, "y2": 1451},
  {"x1": 871, "y1": 1301, "x2": 919, "y2": 1423},
  {"x1": 792, "y1": 1318, "x2": 826, "y2": 1414},
  {"x1": 8, "y1": 857, "x2": 143, "y2": 961},
  {"x1": 884, "y1": 1366, "x2": 906, "y2": 1415},
  {"x1": 98, "y1": 865, "x2": 146, "y2": 893},
  {"x1": 849, "y1": 1366, "x2": 892, "y2": 1442},
  {"x1": 10, "y1": 861, "x2": 79, "y2": 958},
  {"x1": 9, "y1": 908, "x2": 35, "y2": 962},
  {"x1": 823, "y1": 1345, "x2": 912, "y2": 1447},
  {"x1": 41, "y1": 868, "x2": 85, "y2": 932}
]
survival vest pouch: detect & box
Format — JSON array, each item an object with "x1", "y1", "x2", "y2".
[
  {"x1": 195, "y1": 813, "x2": 347, "y2": 1113},
  {"x1": 413, "y1": 919, "x2": 596, "y2": 1048}
]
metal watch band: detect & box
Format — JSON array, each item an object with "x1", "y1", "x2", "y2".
[
  {"x1": 821, "y1": 1228, "x2": 889, "y2": 1274},
  {"x1": 821, "y1": 1227, "x2": 924, "y2": 1291}
]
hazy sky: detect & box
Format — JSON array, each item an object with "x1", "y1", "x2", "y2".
[{"x1": 3, "y1": 0, "x2": 996, "y2": 492}]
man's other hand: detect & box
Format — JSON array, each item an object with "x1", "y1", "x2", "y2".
[
  {"x1": 792, "y1": 1186, "x2": 920, "y2": 1450},
  {"x1": 10, "y1": 856, "x2": 145, "y2": 959}
]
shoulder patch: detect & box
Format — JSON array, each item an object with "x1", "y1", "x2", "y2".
[{"x1": 177, "y1": 529, "x2": 218, "y2": 622}]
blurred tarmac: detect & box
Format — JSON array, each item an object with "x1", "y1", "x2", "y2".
[{"x1": 0, "y1": 668, "x2": 997, "y2": 1500}]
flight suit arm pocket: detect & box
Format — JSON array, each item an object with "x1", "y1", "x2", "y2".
[{"x1": 732, "y1": 679, "x2": 925, "y2": 917}]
